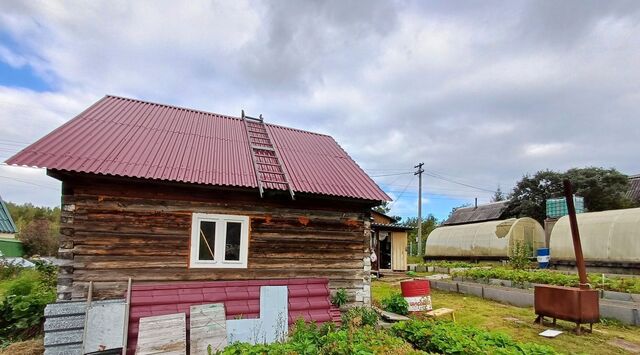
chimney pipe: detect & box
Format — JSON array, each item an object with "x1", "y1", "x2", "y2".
[{"x1": 563, "y1": 180, "x2": 589, "y2": 289}]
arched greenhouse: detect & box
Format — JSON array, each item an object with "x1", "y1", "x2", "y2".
[{"x1": 425, "y1": 217, "x2": 546, "y2": 259}]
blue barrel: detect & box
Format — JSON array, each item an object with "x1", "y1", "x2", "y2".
[{"x1": 536, "y1": 248, "x2": 550, "y2": 269}]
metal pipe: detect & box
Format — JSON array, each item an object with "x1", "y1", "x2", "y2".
[{"x1": 563, "y1": 180, "x2": 589, "y2": 289}]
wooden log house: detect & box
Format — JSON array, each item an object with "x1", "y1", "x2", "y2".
[{"x1": 7, "y1": 96, "x2": 389, "y2": 306}]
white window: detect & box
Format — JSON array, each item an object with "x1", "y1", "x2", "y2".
[{"x1": 190, "y1": 213, "x2": 249, "y2": 268}]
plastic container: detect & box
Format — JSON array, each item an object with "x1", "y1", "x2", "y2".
[
  {"x1": 537, "y1": 248, "x2": 550, "y2": 269},
  {"x1": 400, "y1": 280, "x2": 432, "y2": 312},
  {"x1": 546, "y1": 196, "x2": 584, "y2": 218}
]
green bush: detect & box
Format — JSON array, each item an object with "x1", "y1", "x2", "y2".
[
  {"x1": 0, "y1": 266, "x2": 57, "y2": 341},
  {"x1": 381, "y1": 292, "x2": 409, "y2": 316},
  {"x1": 509, "y1": 241, "x2": 532, "y2": 270},
  {"x1": 341, "y1": 307, "x2": 378, "y2": 328},
  {"x1": 331, "y1": 288, "x2": 348, "y2": 308},
  {"x1": 392, "y1": 319, "x2": 556, "y2": 354},
  {"x1": 454, "y1": 267, "x2": 640, "y2": 293}
]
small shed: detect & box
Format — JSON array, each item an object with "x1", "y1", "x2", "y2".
[
  {"x1": 6, "y1": 95, "x2": 389, "y2": 306},
  {"x1": 628, "y1": 174, "x2": 640, "y2": 204},
  {"x1": 442, "y1": 200, "x2": 510, "y2": 226},
  {"x1": 425, "y1": 217, "x2": 545, "y2": 260},
  {"x1": 370, "y1": 211, "x2": 412, "y2": 272},
  {"x1": 550, "y1": 207, "x2": 640, "y2": 265},
  {"x1": 0, "y1": 196, "x2": 22, "y2": 257}
]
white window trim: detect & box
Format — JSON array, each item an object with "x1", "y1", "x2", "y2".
[{"x1": 189, "y1": 213, "x2": 249, "y2": 269}]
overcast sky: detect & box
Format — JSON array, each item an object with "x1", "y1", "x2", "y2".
[{"x1": 0, "y1": 0, "x2": 639, "y2": 221}]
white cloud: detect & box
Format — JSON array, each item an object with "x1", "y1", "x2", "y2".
[{"x1": 0, "y1": 0, "x2": 639, "y2": 220}]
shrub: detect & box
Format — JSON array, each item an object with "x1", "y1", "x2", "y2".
[
  {"x1": 392, "y1": 319, "x2": 556, "y2": 354},
  {"x1": 330, "y1": 288, "x2": 348, "y2": 307},
  {"x1": 221, "y1": 322, "x2": 422, "y2": 355},
  {"x1": 381, "y1": 292, "x2": 409, "y2": 316},
  {"x1": 341, "y1": 306, "x2": 378, "y2": 328},
  {"x1": 17, "y1": 219, "x2": 58, "y2": 257},
  {"x1": 509, "y1": 241, "x2": 531, "y2": 270},
  {"x1": 0, "y1": 265, "x2": 57, "y2": 341}
]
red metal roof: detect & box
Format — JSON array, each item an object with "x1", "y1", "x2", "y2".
[
  {"x1": 126, "y1": 278, "x2": 341, "y2": 353},
  {"x1": 6, "y1": 95, "x2": 389, "y2": 201}
]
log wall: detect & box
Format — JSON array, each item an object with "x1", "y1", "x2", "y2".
[{"x1": 56, "y1": 174, "x2": 373, "y2": 306}]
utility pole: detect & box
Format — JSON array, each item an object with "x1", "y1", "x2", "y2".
[{"x1": 415, "y1": 163, "x2": 424, "y2": 255}]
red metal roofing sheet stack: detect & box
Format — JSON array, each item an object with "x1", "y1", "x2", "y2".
[
  {"x1": 126, "y1": 278, "x2": 341, "y2": 353},
  {"x1": 6, "y1": 95, "x2": 389, "y2": 201}
]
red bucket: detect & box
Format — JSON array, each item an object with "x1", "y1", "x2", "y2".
[{"x1": 400, "y1": 280, "x2": 432, "y2": 312}]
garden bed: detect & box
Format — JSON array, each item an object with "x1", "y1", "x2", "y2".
[{"x1": 453, "y1": 267, "x2": 640, "y2": 294}]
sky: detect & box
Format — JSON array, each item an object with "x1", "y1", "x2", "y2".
[{"x1": 0, "y1": 0, "x2": 639, "y2": 221}]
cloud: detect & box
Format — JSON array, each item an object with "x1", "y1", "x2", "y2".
[{"x1": 0, "y1": 0, "x2": 639, "y2": 220}]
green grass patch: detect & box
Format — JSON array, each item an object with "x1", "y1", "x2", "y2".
[{"x1": 372, "y1": 279, "x2": 640, "y2": 354}]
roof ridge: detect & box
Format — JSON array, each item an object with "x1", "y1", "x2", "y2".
[
  {"x1": 456, "y1": 200, "x2": 510, "y2": 210},
  {"x1": 106, "y1": 95, "x2": 331, "y2": 137},
  {"x1": 105, "y1": 94, "x2": 239, "y2": 121}
]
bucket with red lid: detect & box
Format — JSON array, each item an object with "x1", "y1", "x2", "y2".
[{"x1": 400, "y1": 280, "x2": 432, "y2": 312}]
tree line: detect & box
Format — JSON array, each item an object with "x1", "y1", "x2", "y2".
[{"x1": 5, "y1": 202, "x2": 60, "y2": 256}]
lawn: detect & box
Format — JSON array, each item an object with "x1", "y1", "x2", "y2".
[{"x1": 372, "y1": 279, "x2": 640, "y2": 354}]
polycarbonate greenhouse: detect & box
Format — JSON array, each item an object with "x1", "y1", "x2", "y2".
[
  {"x1": 425, "y1": 217, "x2": 546, "y2": 259},
  {"x1": 550, "y1": 207, "x2": 640, "y2": 263}
]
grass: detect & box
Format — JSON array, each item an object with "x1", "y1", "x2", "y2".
[
  {"x1": 0, "y1": 338, "x2": 44, "y2": 355},
  {"x1": 372, "y1": 279, "x2": 640, "y2": 355}
]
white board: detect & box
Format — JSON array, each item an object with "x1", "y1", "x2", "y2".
[
  {"x1": 190, "y1": 304, "x2": 227, "y2": 354},
  {"x1": 226, "y1": 286, "x2": 288, "y2": 344},
  {"x1": 82, "y1": 300, "x2": 126, "y2": 354},
  {"x1": 136, "y1": 313, "x2": 187, "y2": 355}
]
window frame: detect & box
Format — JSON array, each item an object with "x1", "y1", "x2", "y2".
[{"x1": 189, "y1": 213, "x2": 250, "y2": 269}]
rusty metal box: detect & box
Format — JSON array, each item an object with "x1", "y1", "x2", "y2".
[{"x1": 534, "y1": 285, "x2": 599, "y2": 324}]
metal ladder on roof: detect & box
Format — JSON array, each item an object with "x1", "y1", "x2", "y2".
[{"x1": 241, "y1": 110, "x2": 295, "y2": 200}]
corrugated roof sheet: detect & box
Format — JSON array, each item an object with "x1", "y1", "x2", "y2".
[
  {"x1": 6, "y1": 95, "x2": 389, "y2": 202},
  {"x1": 442, "y1": 200, "x2": 509, "y2": 226},
  {"x1": 628, "y1": 174, "x2": 640, "y2": 203},
  {"x1": 127, "y1": 278, "x2": 341, "y2": 354},
  {"x1": 0, "y1": 197, "x2": 17, "y2": 234}
]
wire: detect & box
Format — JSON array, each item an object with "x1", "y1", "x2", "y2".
[
  {"x1": 369, "y1": 172, "x2": 413, "y2": 178},
  {"x1": 0, "y1": 175, "x2": 59, "y2": 190},
  {"x1": 388, "y1": 175, "x2": 415, "y2": 209},
  {"x1": 423, "y1": 171, "x2": 497, "y2": 193}
]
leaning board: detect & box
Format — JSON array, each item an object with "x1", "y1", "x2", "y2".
[
  {"x1": 136, "y1": 313, "x2": 186, "y2": 355},
  {"x1": 190, "y1": 304, "x2": 227, "y2": 354}
]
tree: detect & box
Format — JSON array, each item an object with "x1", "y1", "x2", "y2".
[
  {"x1": 6, "y1": 201, "x2": 61, "y2": 257},
  {"x1": 18, "y1": 219, "x2": 59, "y2": 256},
  {"x1": 373, "y1": 201, "x2": 391, "y2": 215},
  {"x1": 491, "y1": 185, "x2": 506, "y2": 202},
  {"x1": 505, "y1": 167, "x2": 632, "y2": 224},
  {"x1": 403, "y1": 214, "x2": 439, "y2": 255},
  {"x1": 565, "y1": 167, "x2": 632, "y2": 211}
]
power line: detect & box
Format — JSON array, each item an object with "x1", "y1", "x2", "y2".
[
  {"x1": 388, "y1": 175, "x2": 415, "y2": 209},
  {"x1": 423, "y1": 171, "x2": 497, "y2": 193},
  {"x1": 0, "y1": 175, "x2": 59, "y2": 190},
  {"x1": 369, "y1": 172, "x2": 413, "y2": 177}
]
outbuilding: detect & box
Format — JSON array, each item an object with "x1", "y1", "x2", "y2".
[
  {"x1": 425, "y1": 217, "x2": 545, "y2": 260},
  {"x1": 7, "y1": 95, "x2": 389, "y2": 306},
  {"x1": 0, "y1": 195, "x2": 22, "y2": 257},
  {"x1": 370, "y1": 210, "x2": 412, "y2": 272}
]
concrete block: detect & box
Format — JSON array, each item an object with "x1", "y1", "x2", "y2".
[
  {"x1": 483, "y1": 287, "x2": 533, "y2": 308},
  {"x1": 599, "y1": 302, "x2": 638, "y2": 326},
  {"x1": 602, "y1": 291, "x2": 632, "y2": 302},
  {"x1": 489, "y1": 279, "x2": 512, "y2": 287},
  {"x1": 427, "y1": 266, "x2": 435, "y2": 272},
  {"x1": 457, "y1": 283, "x2": 483, "y2": 299},
  {"x1": 434, "y1": 267, "x2": 449, "y2": 274}
]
